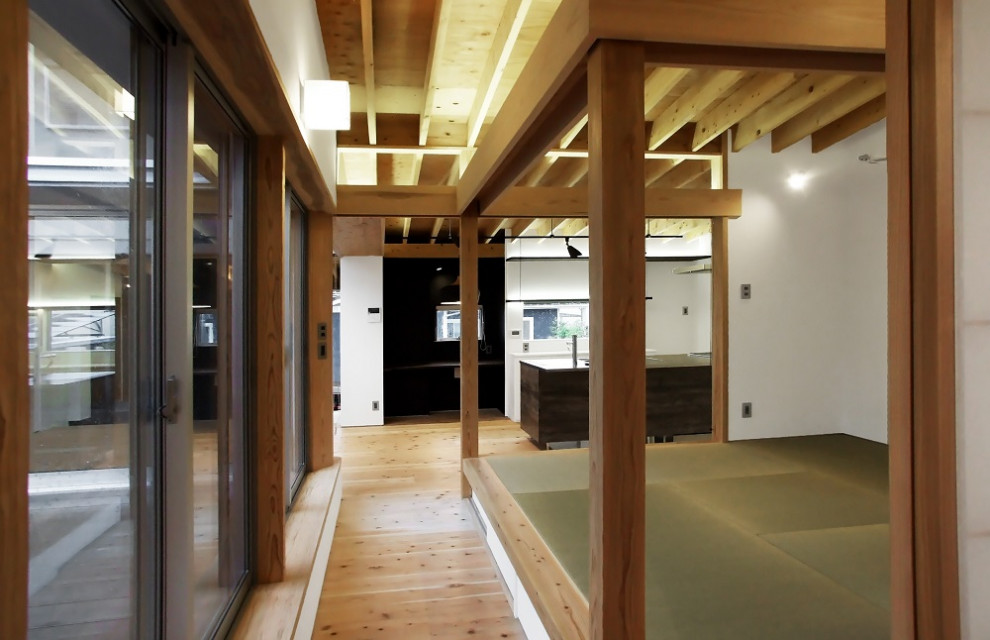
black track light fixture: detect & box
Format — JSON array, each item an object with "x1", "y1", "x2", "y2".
[{"x1": 564, "y1": 237, "x2": 582, "y2": 259}]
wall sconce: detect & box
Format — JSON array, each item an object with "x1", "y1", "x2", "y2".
[{"x1": 303, "y1": 80, "x2": 351, "y2": 131}]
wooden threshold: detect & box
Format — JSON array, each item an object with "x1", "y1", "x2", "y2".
[
  {"x1": 463, "y1": 457, "x2": 589, "y2": 640},
  {"x1": 231, "y1": 461, "x2": 344, "y2": 640}
]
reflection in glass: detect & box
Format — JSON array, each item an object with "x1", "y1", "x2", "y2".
[
  {"x1": 191, "y1": 81, "x2": 248, "y2": 638},
  {"x1": 26, "y1": 1, "x2": 153, "y2": 637},
  {"x1": 285, "y1": 200, "x2": 306, "y2": 502}
]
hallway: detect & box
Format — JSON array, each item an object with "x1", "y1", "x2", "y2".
[{"x1": 314, "y1": 413, "x2": 537, "y2": 638}]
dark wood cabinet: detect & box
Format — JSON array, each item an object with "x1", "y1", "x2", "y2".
[{"x1": 520, "y1": 355, "x2": 712, "y2": 448}]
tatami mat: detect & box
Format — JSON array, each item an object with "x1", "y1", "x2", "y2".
[{"x1": 490, "y1": 434, "x2": 890, "y2": 639}]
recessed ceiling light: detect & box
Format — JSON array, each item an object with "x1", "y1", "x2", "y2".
[{"x1": 787, "y1": 172, "x2": 810, "y2": 191}]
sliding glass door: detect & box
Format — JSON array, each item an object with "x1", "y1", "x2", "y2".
[{"x1": 26, "y1": 1, "x2": 160, "y2": 636}]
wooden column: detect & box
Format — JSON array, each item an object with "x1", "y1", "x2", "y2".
[
  {"x1": 459, "y1": 212, "x2": 479, "y2": 498},
  {"x1": 710, "y1": 217, "x2": 729, "y2": 443},
  {"x1": 253, "y1": 137, "x2": 286, "y2": 583},
  {"x1": 888, "y1": 0, "x2": 960, "y2": 637},
  {"x1": 307, "y1": 212, "x2": 335, "y2": 470},
  {"x1": 587, "y1": 40, "x2": 646, "y2": 640},
  {"x1": 0, "y1": 1, "x2": 29, "y2": 637}
]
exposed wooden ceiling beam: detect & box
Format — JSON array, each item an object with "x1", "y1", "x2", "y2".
[
  {"x1": 402, "y1": 217, "x2": 412, "y2": 243},
  {"x1": 525, "y1": 113, "x2": 588, "y2": 186},
  {"x1": 692, "y1": 72, "x2": 796, "y2": 150},
  {"x1": 650, "y1": 161, "x2": 710, "y2": 189},
  {"x1": 359, "y1": 0, "x2": 377, "y2": 144},
  {"x1": 456, "y1": 0, "x2": 593, "y2": 214},
  {"x1": 732, "y1": 73, "x2": 853, "y2": 151},
  {"x1": 555, "y1": 218, "x2": 589, "y2": 237},
  {"x1": 516, "y1": 218, "x2": 553, "y2": 237},
  {"x1": 644, "y1": 159, "x2": 681, "y2": 186},
  {"x1": 338, "y1": 185, "x2": 457, "y2": 216},
  {"x1": 419, "y1": 0, "x2": 455, "y2": 146},
  {"x1": 556, "y1": 159, "x2": 589, "y2": 188},
  {"x1": 429, "y1": 217, "x2": 445, "y2": 243},
  {"x1": 643, "y1": 66, "x2": 692, "y2": 120},
  {"x1": 643, "y1": 43, "x2": 886, "y2": 75},
  {"x1": 384, "y1": 243, "x2": 505, "y2": 258},
  {"x1": 648, "y1": 69, "x2": 744, "y2": 149},
  {"x1": 466, "y1": 0, "x2": 534, "y2": 148},
  {"x1": 812, "y1": 94, "x2": 886, "y2": 153},
  {"x1": 771, "y1": 76, "x2": 886, "y2": 152},
  {"x1": 486, "y1": 186, "x2": 743, "y2": 218}
]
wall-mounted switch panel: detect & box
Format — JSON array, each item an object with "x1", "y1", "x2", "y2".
[
  {"x1": 682, "y1": 306, "x2": 689, "y2": 315},
  {"x1": 742, "y1": 402, "x2": 753, "y2": 418},
  {"x1": 317, "y1": 342, "x2": 327, "y2": 359},
  {"x1": 523, "y1": 342, "x2": 529, "y2": 352},
  {"x1": 368, "y1": 307, "x2": 382, "y2": 323},
  {"x1": 372, "y1": 400, "x2": 380, "y2": 411},
  {"x1": 317, "y1": 322, "x2": 328, "y2": 340},
  {"x1": 741, "y1": 284, "x2": 752, "y2": 299}
]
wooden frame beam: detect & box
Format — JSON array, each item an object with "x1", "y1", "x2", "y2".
[
  {"x1": 812, "y1": 94, "x2": 886, "y2": 152},
  {"x1": 587, "y1": 40, "x2": 646, "y2": 640},
  {"x1": 643, "y1": 43, "x2": 885, "y2": 74},
  {"x1": 459, "y1": 213, "x2": 479, "y2": 498},
  {"x1": 466, "y1": 0, "x2": 534, "y2": 148},
  {"x1": 889, "y1": 0, "x2": 960, "y2": 637},
  {"x1": 648, "y1": 69, "x2": 743, "y2": 149},
  {"x1": 589, "y1": 0, "x2": 885, "y2": 52},
  {"x1": 456, "y1": 0, "x2": 593, "y2": 214},
  {"x1": 253, "y1": 137, "x2": 286, "y2": 584},
  {"x1": 771, "y1": 76, "x2": 886, "y2": 152},
  {"x1": 0, "y1": 1, "x2": 28, "y2": 637},
  {"x1": 692, "y1": 72, "x2": 797, "y2": 150},
  {"x1": 307, "y1": 213, "x2": 335, "y2": 470},
  {"x1": 419, "y1": 0, "x2": 455, "y2": 145},
  {"x1": 359, "y1": 0, "x2": 377, "y2": 144},
  {"x1": 163, "y1": 0, "x2": 335, "y2": 211},
  {"x1": 384, "y1": 243, "x2": 504, "y2": 258}
]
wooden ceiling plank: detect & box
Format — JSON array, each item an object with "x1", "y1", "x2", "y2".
[
  {"x1": 732, "y1": 73, "x2": 853, "y2": 151},
  {"x1": 456, "y1": 0, "x2": 593, "y2": 214},
  {"x1": 467, "y1": 0, "x2": 535, "y2": 148},
  {"x1": 812, "y1": 94, "x2": 886, "y2": 153},
  {"x1": 648, "y1": 69, "x2": 744, "y2": 149},
  {"x1": 692, "y1": 72, "x2": 796, "y2": 150},
  {"x1": 360, "y1": 0, "x2": 377, "y2": 144},
  {"x1": 772, "y1": 76, "x2": 886, "y2": 152},
  {"x1": 429, "y1": 217, "x2": 445, "y2": 243},
  {"x1": 402, "y1": 217, "x2": 412, "y2": 242},
  {"x1": 419, "y1": 0, "x2": 456, "y2": 145}
]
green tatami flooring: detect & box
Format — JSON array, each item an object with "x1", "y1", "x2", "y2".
[{"x1": 487, "y1": 434, "x2": 890, "y2": 640}]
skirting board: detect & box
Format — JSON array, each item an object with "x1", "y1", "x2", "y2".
[{"x1": 231, "y1": 460, "x2": 344, "y2": 639}]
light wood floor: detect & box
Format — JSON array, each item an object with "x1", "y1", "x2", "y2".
[{"x1": 314, "y1": 411, "x2": 537, "y2": 639}]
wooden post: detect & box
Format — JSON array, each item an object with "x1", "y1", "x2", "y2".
[
  {"x1": 710, "y1": 217, "x2": 729, "y2": 443},
  {"x1": 254, "y1": 136, "x2": 286, "y2": 583},
  {"x1": 0, "y1": 1, "x2": 29, "y2": 637},
  {"x1": 460, "y1": 212, "x2": 479, "y2": 498},
  {"x1": 307, "y1": 212, "x2": 335, "y2": 469},
  {"x1": 587, "y1": 40, "x2": 646, "y2": 640}
]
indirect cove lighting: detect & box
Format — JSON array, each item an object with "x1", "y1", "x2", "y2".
[
  {"x1": 787, "y1": 172, "x2": 810, "y2": 191},
  {"x1": 303, "y1": 80, "x2": 351, "y2": 131}
]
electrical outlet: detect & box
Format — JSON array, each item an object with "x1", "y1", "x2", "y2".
[
  {"x1": 682, "y1": 306, "x2": 689, "y2": 315},
  {"x1": 741, "y1": 402, "x2": 753, "y2": 418},
  {"x1": 372, "y1": 400, "x2": 380, "y2": 411},
  {"x1": 741, "y1": 284, "x2": 752, "y2": 299},
  {"x1": 523, "y1": 342, "x2": 529, "y2": 352}
]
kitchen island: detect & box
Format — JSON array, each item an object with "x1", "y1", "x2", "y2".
[{"x1": 519, "y1": 354, "x2": 712, "y2": 448}]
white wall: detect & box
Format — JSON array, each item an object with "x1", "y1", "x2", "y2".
[
  {"x1": 248, "y1": 0, "x2": 337, "y2": 192},
  {"x1": 955, "y1": 2, "x2": 990, "y2": 636},
  {"x1": 338, "y1": 257, "x2": 384, "y2": 427},
  {"x1": 503, "y1": 237, "x2": 712, "y2": 420},
  {"x1": 727, "y1": 123, "x2": 888, "y2": 443}
]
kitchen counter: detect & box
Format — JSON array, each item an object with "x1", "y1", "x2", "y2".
[{"x1": 520, "y1": 353, "x2": 712, "y2": 448}]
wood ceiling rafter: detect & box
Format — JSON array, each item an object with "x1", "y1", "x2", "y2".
[{"x1": 359, "y1": 0, "x2": 377, "y2": 144}]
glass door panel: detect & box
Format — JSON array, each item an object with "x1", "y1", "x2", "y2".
[
  {"x1": 285, "y1": 198, "x2": 306, "y2": 503},
  {"x1": 26, "y1": 1, "x2": 159, "y2": 637},
  {"x1": 190, "y1": 79, "x2": 248, "y2": 638}
]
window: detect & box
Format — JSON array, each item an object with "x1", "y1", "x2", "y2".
[
  {"x1": 435, "y1": 306, "x2": 484, "y2": 341},
  {"x1": 522, "y1": 301, "x2": 590, "y2": 340}
]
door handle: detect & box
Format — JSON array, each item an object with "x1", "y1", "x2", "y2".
[{"x1": 161, "y1": 375, "x2": 180, "y2": 423}]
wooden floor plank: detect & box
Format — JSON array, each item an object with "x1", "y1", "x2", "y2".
[{"x1": 314, "y1": 414, "x2": 535, "y2": 639}]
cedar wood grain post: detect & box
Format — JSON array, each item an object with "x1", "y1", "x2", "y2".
[
  {"x1": 0, "y1": 1, "x2": 29, "y2": 637},
  {"x1": 307, "y1": 212, "x2": 335, "y2": 469},
  {"x1": 587, "y1": 40, "x2": 647, "y2": 640},
  {"x1": 460, "y1": 213, "x2": 480, "y2": 497},
  {"x1": 254, "y1": 137, "x2": 286, "y2": 583},
  {"x1": 888, "y1": 0, "x2": 960, "y2": 637}
]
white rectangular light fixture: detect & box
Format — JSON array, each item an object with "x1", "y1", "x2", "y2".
[{"x1": 303, "y1": 80, "x2": 350, "y2": 131}]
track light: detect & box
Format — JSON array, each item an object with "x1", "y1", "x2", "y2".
[{"x1": 564, "y1": 237, "x2": 582, "y2": 259}]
